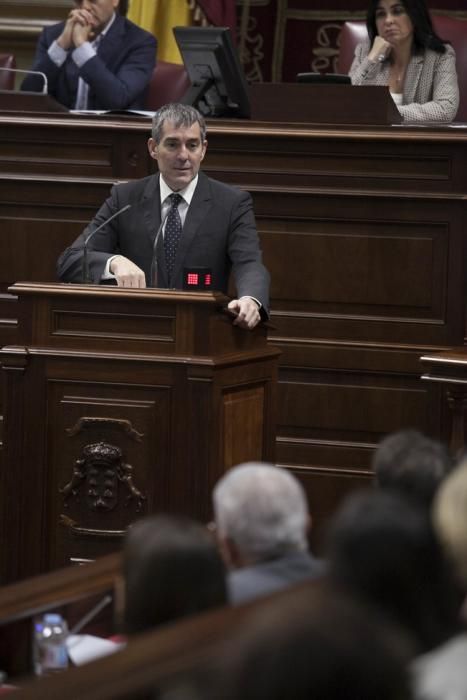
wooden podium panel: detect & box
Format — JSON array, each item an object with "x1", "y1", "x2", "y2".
[{"x1": 0, "y1": 283, "x2": 279, "y2": 583}]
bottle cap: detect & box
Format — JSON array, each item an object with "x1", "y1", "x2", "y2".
[{"x1": 43, "y1": 613, "x2": 63, "y2": 624}]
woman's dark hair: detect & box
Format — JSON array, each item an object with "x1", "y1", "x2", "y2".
[
  {"x1": 366, "y1": 0, "x2": 447, "y2": 53},
  {"x1": 326, "y1": 490, "x2": 461, "y2": 654},
  {"x1": 122, "y1": 514, "x2": 227, "y2": 635},
  {"x1": 372, "y1": 429, "x2": 453, "y2": 510}
]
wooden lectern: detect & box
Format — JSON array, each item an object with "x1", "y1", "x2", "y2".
[
  {"x1": 249, "y1": 83, "x2": 403, "y2": 125},
  {"x1": 0, "y1": 283, "x2": 279, "y2": 584},
  {"x1": 0, "y1": 90, "x2": 68, "y2": 113}
]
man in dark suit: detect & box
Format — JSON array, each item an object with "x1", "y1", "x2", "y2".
[
  {"x1": 57, "y1": 103, "x2": 269, "y2": 329},
  {"x1": 212, "y1": 462, "x2": 324, "y2": 603},
  {"x1": 21, "y1": 0, "x2": 156, "y2": 111}
]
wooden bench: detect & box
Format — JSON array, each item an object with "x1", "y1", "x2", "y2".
[
  {"x1": 0, "y1": 552, "x2": 121, "y2": 679},
  {"x1": 13, "y1": 590, "x2": 277, "y2": 699}
]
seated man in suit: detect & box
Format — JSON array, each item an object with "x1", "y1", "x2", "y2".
[
  {"x1": 21, "y1": 0, "x2": 156, "y2": 111},
  {"x1": 57, "y1": 103, "x2": 270, "y2": 329},
  {"x1": 212, "y1": 462, "x2": 323, "y2": 603}
]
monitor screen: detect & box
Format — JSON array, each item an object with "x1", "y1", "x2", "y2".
[{"x1": 173, "y1": 26, "x2": 250, "y2": 119}]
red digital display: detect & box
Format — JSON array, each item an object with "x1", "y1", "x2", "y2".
[
  {"x1": 183, "y1": 268, "x2": 212, "y2": 290},
  {"x1": 187, "y1": 273, "x2": 199, "y2": 285}
]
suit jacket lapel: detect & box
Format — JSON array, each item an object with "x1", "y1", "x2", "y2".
[
  {"x1": 171, "y1": 173, "x2": 212, "y2": 283},
  {"x1": 404, "y1": 53, "x2": 424, "y2": 104},
  {"x1": 96, "y1": 13, "x2": 125, "y2": 66},
  {"x1": 141, "y1": 175, "x2": 169, "y2": 287}
]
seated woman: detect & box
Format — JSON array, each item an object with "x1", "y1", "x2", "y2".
[
  {"x1": 122, "y1": 514, "x2": 227, "y2": 635},
  {"x1": 326, "y1": 490, "x2": 461, "y2": 656},
  {"x1": 67, "y1": 514, "x2": 227, "y2": 666},
  {"x1": 349, "y1": 0, "x2": 459, "y2": 122}
]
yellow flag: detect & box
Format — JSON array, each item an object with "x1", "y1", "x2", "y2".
[{"x1": 128, "y1": 0, "x2": 192, "y2": 64}]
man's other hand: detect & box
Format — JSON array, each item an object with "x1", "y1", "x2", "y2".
[
  {"x1": 228, "y1": 297, "x2": 261, "y2": 330},
  {"x1": 109, "y1": 256, "x2": 146, "y2": 288},
  {"x1": 57, "y1": 8, "x2": 94, "y2": 50}
]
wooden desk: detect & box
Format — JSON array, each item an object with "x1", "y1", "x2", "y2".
[
  {"x1": 421, "y1": 349, "x2": 467, "y2": 454},
  {"x1": 0, "y1": 552, "x2": 120, "y2": 677},
  {"x1": 1, "y1": 113, "x2": 466, "y2": 552}
]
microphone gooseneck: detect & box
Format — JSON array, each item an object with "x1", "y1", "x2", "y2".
[
  {"x1": 0, "y1": 67, "x2": 48, "y2": 94},
  {"x1": 82, "y1": 204, "x2": 131, "y2": 284}
]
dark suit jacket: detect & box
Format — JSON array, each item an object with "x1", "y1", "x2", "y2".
[
  {"x1": 21, "y1": 14, "x2": 157, "y2": 110},
  {"x1": 228, "y1": 551, "x2": 324, "y2": 604},
  {"x1": 57, "y1": 172, "x2": 270, "y2": 315}
]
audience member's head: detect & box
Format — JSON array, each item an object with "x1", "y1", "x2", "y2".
[
  {"x1": 208, "y1": 586, "x2": 412, "y2": 700},
  {"x1": 433, "y1": 459, "x2": 467, "y2": 593},
  {"x1": 327, "y1": 489, "x2": 460, "y2": 653},
  {"x1": 122, "y1": 514, "x2": 227, "y2": 635},
  {"x1": 212, "y1": 462, "x2": 310, "y2": 568},
  {"x1": 372, "y1": 429, "x2": 453, "y2": 509}
]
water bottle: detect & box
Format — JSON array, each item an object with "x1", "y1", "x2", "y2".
[{"x1": 33, "y1": 613, "x2": 69, "y2": 676}]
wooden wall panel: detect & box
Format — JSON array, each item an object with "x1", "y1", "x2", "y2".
[{"x1": 222, "y1": 385, "x2": 265, "y2": 467}]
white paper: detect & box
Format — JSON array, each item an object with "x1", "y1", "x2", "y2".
[{"x1": 66, "y1": 634, "x2": 125, "y2": 666}]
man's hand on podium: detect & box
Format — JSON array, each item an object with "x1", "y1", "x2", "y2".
[
  {"x1": 109, "y1": 256, "x2": 146, "y2": 288},
  {"x1": 228, "y1": 297, "x2": 261, "y2": 330}
]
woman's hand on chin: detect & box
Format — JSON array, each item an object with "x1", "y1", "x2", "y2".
[{"x1": 369, "y1": 35, "x2": 392, "y2": 62}]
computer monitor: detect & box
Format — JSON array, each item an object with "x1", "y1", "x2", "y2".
[{"x1": 173, "y1": 26, "x2": 250, "y2": 119}]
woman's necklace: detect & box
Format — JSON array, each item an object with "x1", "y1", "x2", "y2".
[{"x1": 390, "y1": 65, "x2": 406, "y2": 92}]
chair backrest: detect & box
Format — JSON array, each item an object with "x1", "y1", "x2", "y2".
[
  {"x1": 337, "y1": 21, "x2": 367, "y2": 76},
  {"x1": 146, "y1": 60, "x2": 191, "y2": 110},
  {"x1": 337, "y1": 16, "x2": 467, "y2": 121},
  {"x1": 0, "y1": 53, "x2": 16, "y2": 90},
  {"x1": 433, "y1": 15, "x2": 467, "y2": 122}
]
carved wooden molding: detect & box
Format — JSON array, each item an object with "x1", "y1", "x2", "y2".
[
  {"x1": 66, "y1": 416, "x2": 144, "y2": 442},
  {"x1": 59, "y1": 514, "x2": 125, "y2": 539}
]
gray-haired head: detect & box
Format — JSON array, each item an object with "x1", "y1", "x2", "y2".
[
  {"x1": 151, "y1": 103, "x2": 207, "y2": 143},
  {"x1": 213, "y1": 462, "x2": 310, "y2": 562}
]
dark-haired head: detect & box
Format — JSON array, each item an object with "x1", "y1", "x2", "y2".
[
  {"x1": 373, "y1": 429, "x2": 453, "y2": 509},
  {"x1": 327, "y1": 489, "x2": 460, "y2": 653},
  {"x1": 208, "y1": 587, "x2": 413, "y2": 700},
  {"x1": 366, "y1": 0, "x2": 446, "y2": 53},
  {"x1": 123, "y1": 514, "x2": 227, "y2": 635}
]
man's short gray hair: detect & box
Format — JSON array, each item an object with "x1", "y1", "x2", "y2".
[
  {"x1": 213, "y1": 462, "x2": 309, "y2": 562},
  {"x1": 151, "y1": 103, "x2": 207, "y2": 143}
]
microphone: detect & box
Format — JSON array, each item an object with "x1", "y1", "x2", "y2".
[
  {"x1": 82, "y1": 204, "x2": 131, "y2": 284},
  {"x1": 69, "y1": 594, "x2": 113, "y2": 636},
  {"x1": 0, "y1": 67, "x2": 48, "y2": 94},
  {"x1": 150, "y1": 207, "x2": 170, "y2": 288}
]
